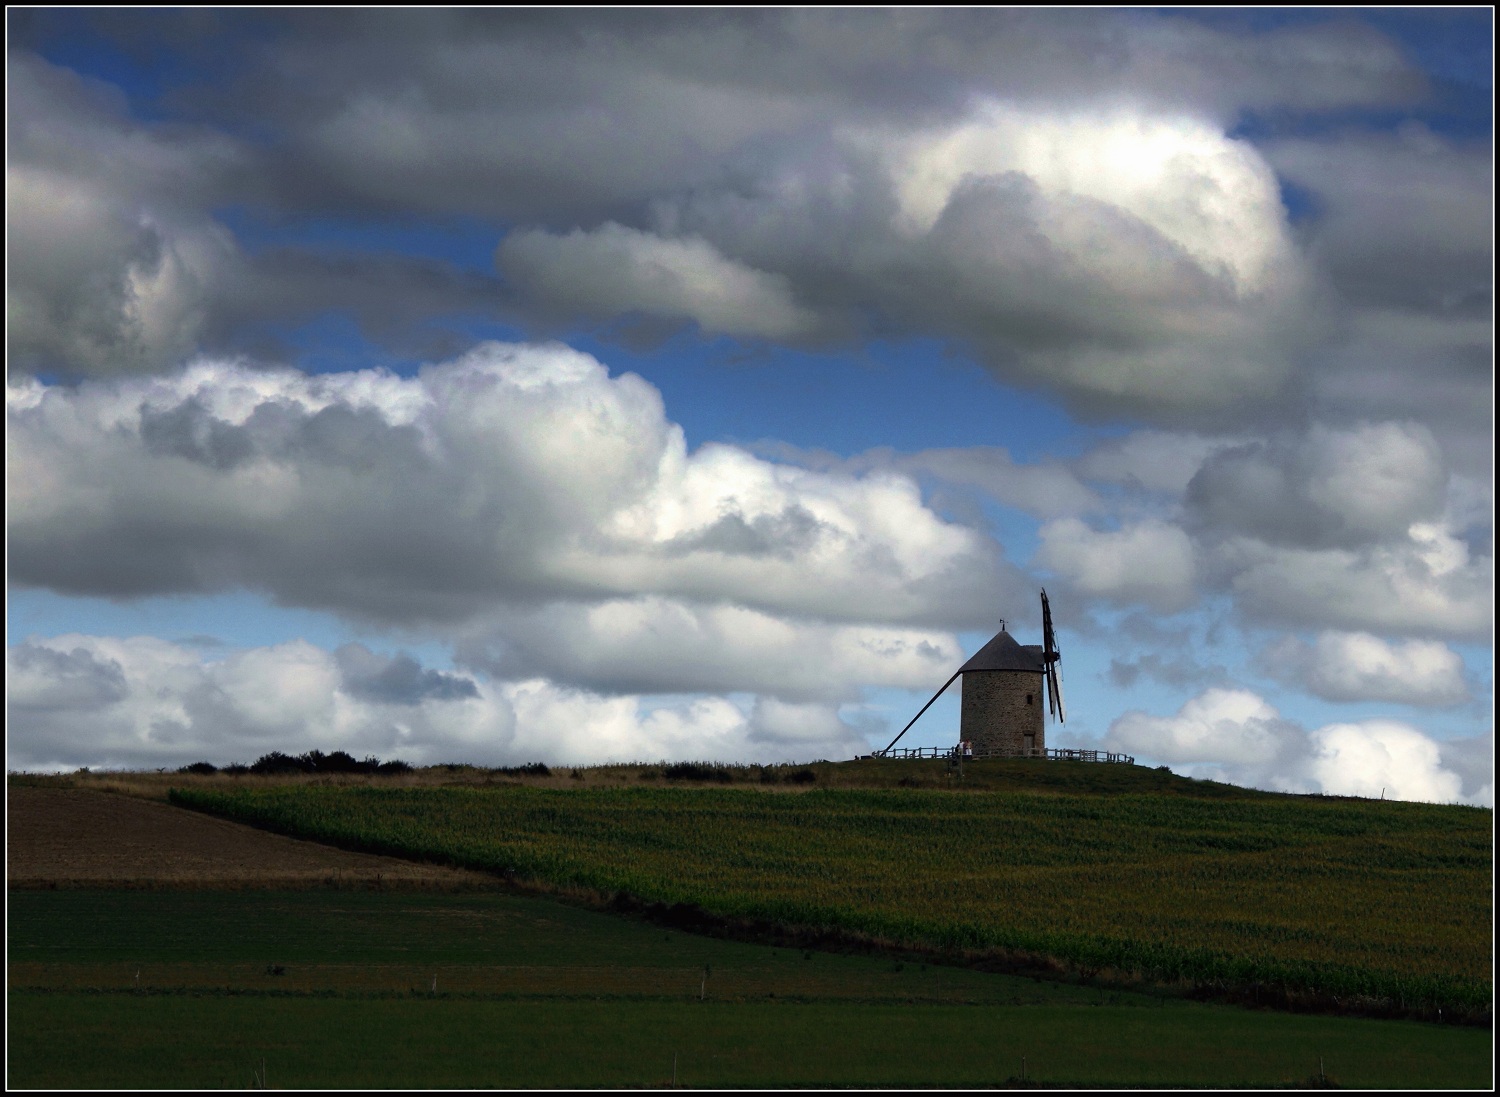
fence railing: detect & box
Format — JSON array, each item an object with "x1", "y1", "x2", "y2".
[
  {"x1": 1035, "y1": 747, "x2": 1135, "y2": 764},
  {"x1": 866, "y1": 745, "x2": 1135, "y2": 765}
]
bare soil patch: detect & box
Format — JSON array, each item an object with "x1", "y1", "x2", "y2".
[{"x1": 6, "y1": 787, "x2": 495, "y2": 890}]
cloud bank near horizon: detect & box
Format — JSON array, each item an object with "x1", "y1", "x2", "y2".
[
  {"x1": 9, "y1": 632, "x2": 1487, "y2": 806},
  {"x1": 6, "y1": 633, "x2": 868, "y2": 773},
  {"x1": 1106, "y1": 686, "x2": 1490, "y2": 806}
]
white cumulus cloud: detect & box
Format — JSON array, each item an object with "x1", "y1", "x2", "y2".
[
  {"x1": 454, "y1": 597, "x2": 961, "y2": 702},
  {"x1": 1037, "y1": 517, "x2": 1197, "y2": 612},
  {"x1": 1224, "y1": 524, "x2": 1492, "y2": 640},
  {"x1": 1301, "y1": 720, "x2": 1465, "y2": 804},
  {"x1": 1260, "y1": 631, "x2": 1470, "y2": 706},
  {"x1": 870, "y1": 103, "x2": 1291, "y2": 294},
  {"x1": 1107, "y1": 686, "x2": 1485, "y2": 805},
  {"x1": 1109, "y1": 687, "x2": 1292, "y2": 767},
  {"x1": 8, "y1": 343, "x2": 1024, "y2": 711},
  {"x1": 6, "y1": 634, "x2": 867, "y2": 772},
  {"x1": 8, "y1": 342, "x2": 1013, "y2": 635}
]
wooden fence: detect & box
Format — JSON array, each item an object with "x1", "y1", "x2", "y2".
[{"x1": 866, "y1": 745, "x2": 1135, "y2": 765}]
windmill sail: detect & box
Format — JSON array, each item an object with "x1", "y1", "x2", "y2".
[{"x1": 1041, "y1": 588, "x2": 1065, "y2": 724}]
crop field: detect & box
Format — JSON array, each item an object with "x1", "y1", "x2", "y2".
[
  {"x1": 8, "y1": 889, "x2": 1492, "y2": 1089},
  {"x1": 171, "y1": 764, "x2": 1493, "y2": 1016}
]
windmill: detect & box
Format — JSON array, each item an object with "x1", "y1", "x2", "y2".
[
  {"x1": 1040, "y1": 588, "x2": 1066, "y2": 726},
  {"x1": 877, "y1": 590, "x2": 1065, "y2": 758}
]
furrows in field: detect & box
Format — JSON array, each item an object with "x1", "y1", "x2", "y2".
[{"x1": 170, "y1": 783, "x2": 1492, "y2": 1013}]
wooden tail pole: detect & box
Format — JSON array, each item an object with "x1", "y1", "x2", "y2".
[{"x1": 880, "y1": 671, "x2": 961, "y2": 754}]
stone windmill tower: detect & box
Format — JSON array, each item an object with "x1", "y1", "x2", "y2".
[
  {"x1": 879, "y1": 590, "x2": 1066, "y2": 758},
  {"x1": 956, "y1": 625, "x2": 1048, "y2": 756}
]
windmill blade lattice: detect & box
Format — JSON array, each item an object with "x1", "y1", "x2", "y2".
[{"x1": 1041, "y1": 589, "x2": 1065, "y2": 724}]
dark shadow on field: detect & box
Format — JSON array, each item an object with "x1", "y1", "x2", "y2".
[{"x1": 607, "y1": 892, "x2": 1492, "y2": 1029}]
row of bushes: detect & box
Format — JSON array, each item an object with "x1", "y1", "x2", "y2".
[
  {"x1": 178, "y1": 751, "x2": 413, "y2": 777},
  {"x1": 174, "y1": 756, "x2": 819, "y2": 782},
  {"x1": 494, "y1": 762, "x2": 552, "y2": 777},
  {"x1": 492, "y1": 761, "x2": 817, "y2": 783}
]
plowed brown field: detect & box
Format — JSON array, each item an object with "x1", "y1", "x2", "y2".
[{"x1": 6, "y1": 786, "x2": 494, "y2": 889}]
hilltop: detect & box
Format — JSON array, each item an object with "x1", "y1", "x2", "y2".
[{"x1": 12, "y1": 752, "x2": 1332, "y2": 801}]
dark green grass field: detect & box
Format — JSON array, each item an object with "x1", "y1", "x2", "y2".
[
  {"x1": 8, "y1": 889, "x2": 1491, "y2": 1089},
  {"x1": 171, "y1": 761, "x2": 1493, "y2": 1016}
]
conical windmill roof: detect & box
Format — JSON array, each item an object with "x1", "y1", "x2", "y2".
[{"x1": 958, "y1": 629, "x2": 1047, "y2": 674}]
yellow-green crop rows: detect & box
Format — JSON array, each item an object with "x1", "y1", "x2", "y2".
[{"x1": 170, "y1": 782, "x2": 1492, "y2": 1013}]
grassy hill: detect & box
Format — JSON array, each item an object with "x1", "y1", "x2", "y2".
[{"x1": 168, "y1": 757, "x2": 1492, "y2": 1019}]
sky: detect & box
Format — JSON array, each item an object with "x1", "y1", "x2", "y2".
[{"x1": 6, "y1": 9, "x2": 1493, "y2": 804}]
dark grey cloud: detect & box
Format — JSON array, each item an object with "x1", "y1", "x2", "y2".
[
  {"x1": 747, "y1": 442, "x2": 1100, "y2": 521},
  {"x1": 7, "y1": 642, "x2": 130, "y2": 712},
  {"x1": 334, "y1": 643, "x2": 479, "y2": 705},
  {"x1": 232, "y1": 10, "x2": 1425, "y2": 223},
  {"x1": 663, "y1": 505, "x2": 829, "y2": 561},
  {"x1": 1267, "y1": 127, "x2": 1491, "y2": 318},
  {"x1": 140, "y1": 398, "x2": 257, "y2": 470},
  {"x1": 1261, "y1": 127, "x2": 1492, "y2": 477},
  {"x1": 11, "y1": 378, "x2": 500, "y2": 616},
  {"x1": 1185, "y1": 422, "x2": 1447, "y2": 550},
  {"x1": 1439, "y1": 734, "x2": 1495, "y2": 803},
  {"x1": 207, "y1": 10, "x2": 1420, "y2": 427},
  {"x1": 1074, "y1": 432, "x2": 1233, "y2": 497},
  {"x1": 497, "y1": 225, "x2": 817, "y2": 341},
  {"x1": 203, "y1": 248, "x2": 507, "y2": 362},
  {"x1": 5, "y1": 50, "x2": 507, "y2": 379},
  {"x1": 11, "y1": 11, "x2": 1469, "y2": 433},
  {"x1": 7, "y1": 50, "x2": 243, "y2": 377},
  {"x1": 1107, "y1": 653, "x2": 1231, "y2": 691}
]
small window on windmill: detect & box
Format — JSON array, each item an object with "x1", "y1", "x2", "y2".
[{"x1": 1026, "y1": 693, "x2": 1033, "y2": 705}]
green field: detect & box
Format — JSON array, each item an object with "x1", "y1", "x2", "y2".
[
  {"x1": 171, "y1": 765, "x2": 1493, "y2": 1015},
  {"x1": 8, "y1": 889, "x2": 1491, "y2": 1089}
]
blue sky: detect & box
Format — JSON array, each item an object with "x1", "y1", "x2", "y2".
[{"x1": 7, "y1": 10, "x2": 1492, "y2": 803}]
